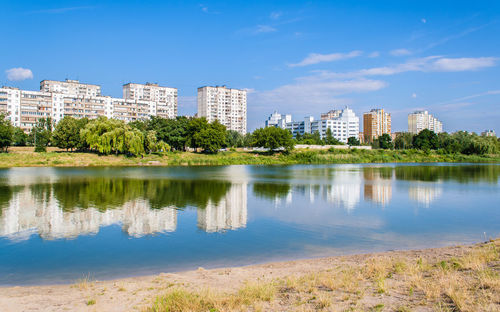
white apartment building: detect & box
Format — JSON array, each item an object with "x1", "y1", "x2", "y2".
[
  {"x1": 284, "y1": 107, "x2": 359, "y2": 143},
  {"x1": 481, "y1": 130, "x2": 496, "y2": 137},
  {"x1": 197, "y1": 86, "x2": 247, "y2": 134},
  {"x1": 123, "y1": 82, "x2": 177, "y2": 117},
  {"x1": 408, "y1": 110, "x2": 443, "y2": 134},
  {"x1": 265, "y1": 111, "x2": 292, "y2": 128},
  {"x1": 1, "y1": 79, "x2": 178, "y2": 132}
]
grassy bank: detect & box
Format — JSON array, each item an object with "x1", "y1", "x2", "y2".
[
  {"x1": 0, "y1": 146, "x2": 499, "y2": 168},
  {"x1": 149, "y1": 239, "x2": 499, "y2": 312}
]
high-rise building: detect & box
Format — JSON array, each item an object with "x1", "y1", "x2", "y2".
[
  {"x1": 363, "y1": 109, "x2": 391, "y2": 142},
  {"x1": 123, "y1": 82, "x2": 178, "y2": 117},
  {"x1": 197, "y1": 86, "x2": 247, "y2": 134},
  {"x1": 481, "y1": 130, "x2": 496, "y2": 137},
  {"x1": 283, "y1": 107, "x2": 359, "y2": 143},
  {"x1": 408, "y1": 110, "x2": 443, "y2": 134},
  {"x1": 1, "y1": 79, "x2": 178, "y2": 132},
  {"x1": 265, "y1": 111, "x2": 292, "y2": 128}
]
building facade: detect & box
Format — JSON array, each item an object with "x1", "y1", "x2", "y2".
[
  {"x1": 265, "y1": 111, "x2": 292, "y2": 128},
  {"x1": 408, "y1": 110, "x2": 443, "y2": 134},
  {"x1": 363, "y1": 109, "x2": 391, "y2": 142},
  {"x1": 481, "y1": 130, "x2": 496, "y2": 137},
  {"x1": 278, "y1": 107, "x2": 359, "y2": 143},
  {"x1": 197, "y1": 86, "x2": 247, "y2": 134},
  {"x1": 1, "y1": 79, "x2": 178, "y2": 132}
]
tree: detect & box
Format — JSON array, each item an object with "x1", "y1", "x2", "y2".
[
  {"x1": 52, "y1": 116, "x2": 83, "y2": 151},
  {"x1": 12, "y1": 127, "x2": 28, "y2": 146},
  {"x1": 187, "y1": 117, "x2": 210, "y2": 149},
  {"x1": 30, "y1": 117, "x2": 53, "y2": 152},
  {"x1": 347, "y1": 136, "x2": 360, "y2": 146},
  {"x1": 413, "y1": 129, "x2": 438, "y2": 150},
  {"x1": 377, "y1": 133, "x2": 393, "y2": 149},
  {"x1": 226, "y1": 130, "x2": 244, "y2": 148},
  {"x1": 191, "y1": 120, "x2": 226, "y2": 153},
  {"x1": 146, "y1": 116, "x2": 189, "y2": 151},
  {"x1": 251, "y1": 127, "x2": 294, "y2": 153},
  {"x1": 0, "y1": 114, "x2": 13, "y2": 152},
  {"x1": 323, "y1": 128, "x2": 343, "y2": 145},
  {"x1": 394, "y1": 132, "x2": 414, "y2": 149}
]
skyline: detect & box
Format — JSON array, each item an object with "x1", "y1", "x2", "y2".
[{"x1": 1, "y1": 0, "x2": 499, "y2": 132}]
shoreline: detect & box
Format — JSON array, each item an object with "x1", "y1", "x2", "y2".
[
  {"x1": 1, "y1": 239, "x2": 498, "y2": 311},
  {"x1": 1, "y1": 147, "x2": 499, "y2": 168}
]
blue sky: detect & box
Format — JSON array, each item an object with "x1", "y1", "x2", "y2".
[{"x1": 1, "y1": 0, "x2": 499, "y2": 132}]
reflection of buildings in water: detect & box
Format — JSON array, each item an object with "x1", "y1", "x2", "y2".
[
  {"x1": 197, "y1": 183, "x2": 247, "y2": 232},
  {"x1": 0, "y1": 187, "x2": 177, "y2": 241},
  {"x1": 324, "y1": 169, "x2": 362, "y2": 211},
  {"x1": 363, "y1": 169, "x2": 393, "y2": 205},
  {"x1": 408, "y1": 183, "x2": 443, "y2": 206}
]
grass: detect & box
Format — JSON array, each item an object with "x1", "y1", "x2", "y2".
[
  {"x1": 1, "y1": 146, "x2": 499, "y2": 168},
  {"x1": 147, "y1": 239, "x2": 500, "y2": 312}
]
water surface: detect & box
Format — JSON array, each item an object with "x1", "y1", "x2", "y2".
[{"x1": 0, "y1": 163, "x2": 499, "y2": 285}]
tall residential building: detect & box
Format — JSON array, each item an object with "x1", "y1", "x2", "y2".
[
  {"x1": 408, "y1": 110, "x2": 443, "y2": 134},
  {"x1": 265, "y1": 111, "x2": 292, "y2": 128},
  {"x1": 1, "y1": 79, "x2": 177, "y2": 132},
  {"x1": 363, "y1": 109, "x2": 391, "y2": 142},
  {"x1": 197, "y1": 86, "x2": 247, "y2": 134},
  {"x1": 123, "y1": 82, "x2": 178, "y2": 117},
  {"x1": 283, "y1": 107, "x2": 359, "y2": 143},
  {"x1": 40, "y1": 79, "x2": 101, "y2": 97}
]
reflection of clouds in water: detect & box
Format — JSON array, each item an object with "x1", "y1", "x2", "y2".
[
  {"x1": 408, "y1": 182, "x2": 443, "y2": 206},
  {"x1": 197, "y1": 183, "x2": 248, "y2": 232},
  {"x1": 0, "y1": 186, "x2": 178, "y2": 241}
]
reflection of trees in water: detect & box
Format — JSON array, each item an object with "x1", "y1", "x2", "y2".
[
  {"x1": 29, "y1": 178, "x2": 233, "y2": 211},
  {"x1": 363, "y1": 167, "x2": 393, "y2": 181},
  {"x1": 253, "y1": 183, "x2": 291, "y2": 200},
  {"x1": 395, "y1": 165, "x2": 500, "y2": 183}
]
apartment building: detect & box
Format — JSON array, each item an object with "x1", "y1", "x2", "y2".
[
  {"x1": 282, "y1": 107, "x2": 360, "y2": 143},
  {"x1": 123, "y1": 82, "x2": 177, "y2": 117},
  {"x1": 408, "y1": 110, "x2": 443, "y2": 134},
  {"x1": 265, "y1": 111, "x2": 292, "y2": 128},
  {"x1": 1, "y1": 79, "x2": 178, "y2": 132},
  {"x1": 363, "y1": 109, "x2": 391, "y2": 142},
  {"x1": 481, "y1": 130, "x2": 496, "y2": 137},
  {"x1": 197, "y1": 86, "x2": 247, "y2": 134},
  {"x1": 321, "y1": 109, "x2": 342, "y2": 120}
]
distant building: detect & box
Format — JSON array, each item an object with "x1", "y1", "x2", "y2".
[
  {"x1": 363, "y1": 109, "x2": 391, "y2": 142},
  {"x1": 265, "y1": 111, "x2": 292, "y2": 128},
  {"x1": 481, "y1": 130, "x2": 496, "y2": 137},
  {"x1": 1, "y1": 79, "x2": 177, "y2": 132},
  {"x1": 321, "y1": 109, "x2": 342, "y2": 120},
  {"x1": 408, "y1": 110, "x2": 442, "y2": 134},
  {"x1": 123, "y1": 82, "x2": 178, "y2": 118},
  {"x1": 197, "y1": 86, "x2": 247, "y2": 134},
  {"x1": 284, "y1": 107, "x2": 359, "y2": 143}
]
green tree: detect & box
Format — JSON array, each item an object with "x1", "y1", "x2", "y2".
[
  {"x1": 0, "y1": 114, "x2": 13, "y2": 152},
  {"x1": 377, "y1": 133, "x2": 393, "y2": 149},
  {"x1": 51, "y1": 116, "x2": 83, "y2": 151},
  {"x1": 413, "y1": 129, "x2": 438, "y2": 150},
  {"x1": 12, "y1": 127, "x2": 28, "y2": 146},
  {"x1": 30, "y1": 118, "x2": 53, "y2": 152},
  {"x1": 251, "y1": 127, "x2": 294, "y2": 153},
  {"x1": 146, "y1": 116, "x2": 189, "y2": 151},
  {"x1": 323, "y1": 128, "x2": 342, "y2": 145},
  {"x1": 242, "y1": 133, "x2": 253, "y2": 147},
  {"x1": 394, "y1": 132, "x2": 414, "y2": 149},
  {"x1": 347, "y1": 136, "x2": 360, "y2": 146},
  {"x1": 226, "y1": 130, "x2": 244, "y2": 148},
  {"x1": 187, "y1": 117, "x2": 210, "y2": 149}
]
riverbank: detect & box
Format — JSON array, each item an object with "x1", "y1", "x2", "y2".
[
  {"x1": 0, "y1": 239, "x2": 498, "y2": 311},
  {"x1": 1, "y1": 146, "x2": 499, "y2": 168}
]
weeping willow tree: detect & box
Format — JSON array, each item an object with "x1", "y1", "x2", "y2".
[{"x1": 80, "y1": 117, "x2": 146, "y2": 156}]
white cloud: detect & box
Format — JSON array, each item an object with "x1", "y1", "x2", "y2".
[
  {"x1": 27, "y1": 6, "x2": 95, "y2": 14},
  {"x1": 270, "y1": 11, "x2": 282, "y2": 20},
  {"x1": 421, "y1": 18, "x2": 427, "y2": 24},
  {"x1": 412, "y1": 93, "x2": 417, "y2": 98},
  {"x1": 288, "y1": 50, "x2": 362, "y2": 67},
  {"x1": 390, "y1": 48, "x2": 412, "y2": 56},
  {"x1": 5, "y1": 67, "x2": 33, "y2": 81},
  {"x1": 255, "y1": 25, "x2": 277, "y2": 33},
  {"x1": 322, "y1": 56, "x2": 497, "y2": 78},
  {"x1": 368, "y1": 51, "x2": 380, "y2": 58},
  {"x1": 430, "y1": 57, "x2": 497, "y2": 72}
]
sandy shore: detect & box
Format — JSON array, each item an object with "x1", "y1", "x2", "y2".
[{"x1": 1, "y1": 239, "x2": 498, "y2": 312}]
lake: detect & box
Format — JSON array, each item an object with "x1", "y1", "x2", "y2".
[{"x1": 0, "y1": 163, "x2": 499, "y2": 285}]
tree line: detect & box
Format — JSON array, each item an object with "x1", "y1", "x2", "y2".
[{"x1": 0, "y1": 114, "x2": 498, "y2": 156}]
